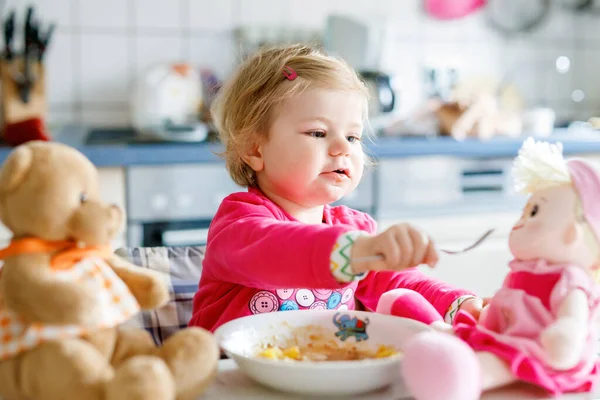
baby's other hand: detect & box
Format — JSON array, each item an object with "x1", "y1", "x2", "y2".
[
  {"x1": 457, "y1": 297, "x2": 489, "y2": 321},
  {"x1": 351, "y1": 223, "x2": 438, "y2": 274}
]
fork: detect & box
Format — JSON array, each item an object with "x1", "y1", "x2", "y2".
[{"x1": 351, "y1": 228, "x2": 495, "y2": 264}]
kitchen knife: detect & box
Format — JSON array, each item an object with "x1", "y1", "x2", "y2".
[
  {"x1": 37, "y1": 23, "x2": 54, "y2": 62},
  {"x1": 3, "y1": 9, "x2": 14, "y2": 60},
  {"x1": 19, "y1": 5, "x2": 35, "y2": 103}
]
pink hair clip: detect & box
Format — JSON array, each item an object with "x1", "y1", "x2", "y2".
[{"x1": 282, "y1": 65, "x2": 297, "y2": 81}]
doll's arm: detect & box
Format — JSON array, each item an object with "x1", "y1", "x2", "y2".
[
  {"x1": 105, "y1": 255, "x2": 170, "y2": 310},
  {"x1": 356, "y1": 269, "x2": 475, "y2": 319},
  {"x1": 540, "y1": 288, "x2": 589, "y2": 370}
]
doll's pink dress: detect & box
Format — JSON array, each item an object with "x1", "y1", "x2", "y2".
[{"x1": 453, "y1": 259, "x2": 600, "y2": 394}]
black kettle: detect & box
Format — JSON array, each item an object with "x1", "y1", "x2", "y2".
[{"x1": 359, "y1": 71, "x2": 396, "y2": 116}]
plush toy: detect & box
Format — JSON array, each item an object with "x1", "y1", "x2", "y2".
[
  {"x1": 0, "y1": 141, "x2": 219, "y2": 400},
  {"x1": 399, "y1": 138, "x2": 600, "y2": 400},
  {"x1": 435, "y1": 76, "x2": 524, "y2": 141}
]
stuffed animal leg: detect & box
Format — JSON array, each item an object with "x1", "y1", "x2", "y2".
[
  {"x1": 0, "y1": 338, "x2": 175, "y2": 400},
  {"x1": 89, "y1": 312, "x2": 219, "y2": 400},
  {"x1": 108, "y1": 326, "x2": 221, "y2": 400},
  {"x1": 401, "y1": 331, "x2": 516, "y2": 400},
  {"x1": 104, "y1": 255, "x2": 220, "y2": 398},
  {"x1": 156, "y1": 328, "x2": 220, "y2": 399},
  {"x1": 376, "y1": 288, "x2": 449, "y2": 331}
]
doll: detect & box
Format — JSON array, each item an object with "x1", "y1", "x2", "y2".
[{"x1": 400, "y1": 138, "x2": 600, "y2": 400}]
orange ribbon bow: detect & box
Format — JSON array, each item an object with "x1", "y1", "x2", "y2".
[{"x1": 0, "y1": 238, "x2": 111, "y2": 270}]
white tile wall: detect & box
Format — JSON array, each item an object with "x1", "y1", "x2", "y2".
[
  {"x1": 46, "y1": 108, "x2": 77, "y2": 125},
  {"x1": 28, "y1": 0, "x2": 73, "y2": 28},
  {"x1": 78, "y1": 0, "x2": 129, "y2": 30},
  {"x1": 188, "y1": 33, "x2": 238, "y2": 80},
  {"x1": 6, "y1": 0, "x2": 600, "y2": 127},
  {"x1": 133, "y1": 0, "x2": 182, "y2": 30},
  {"x1": 188, "y1": 0, "x2": 235, "y2": 31},
  {"x1": 238, "y1": 0, "x2": 286, "y2": 26},
  {"x1": 79, "y1": 33, "x2": 130, "y2": 104},
  {"x1": 45, "y1": 32, "x2": 76, "y2": 105},
  {"x1": 135, "y1": 35, "x2": 187, "y2": 74},
  {"x1": 574, "y1": 48, "x2": 600, "y2": 106},
  {"x1": 81, "y1": 109, "x2": 131, "y2": 127},
  {"x1": 281, "y1": 0, "x2": 332, "y2": 30}
]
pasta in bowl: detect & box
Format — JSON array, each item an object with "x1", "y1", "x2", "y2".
[{"x1": 214, "y1": 310, "x2": 431, "y2": 396}]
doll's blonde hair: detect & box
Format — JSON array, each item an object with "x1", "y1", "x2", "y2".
[
  {"x1": 211, "y1": 43, "x2": 371, "y2": 187},
  {"x1": 513, "y1": 138, "x2": 600, "y2": 280}
]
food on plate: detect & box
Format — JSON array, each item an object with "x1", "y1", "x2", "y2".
[{"x1": 255, "y1": 325, "x2": 400, "y2": 362}]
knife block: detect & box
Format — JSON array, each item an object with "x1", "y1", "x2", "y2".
[{"x1": 0, "y1": 57, "x2": 47, "y2": 140}]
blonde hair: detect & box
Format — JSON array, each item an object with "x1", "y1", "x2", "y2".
[
  {"x1": 211, "y1": 43, "x2": 370, "y2": 187},
  {"x1": 513, "y1": 138, "x2": 600, "y2": 280}
]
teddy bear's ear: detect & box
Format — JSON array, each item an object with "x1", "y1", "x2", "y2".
[{"x1": 0, "y1": 145, "x2": 33, "y2": 194}]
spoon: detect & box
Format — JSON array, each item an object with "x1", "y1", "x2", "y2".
[{"x1": 351, "y1": 228, "x2": 495, "y2": 264}]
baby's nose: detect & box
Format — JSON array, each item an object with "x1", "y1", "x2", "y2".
[{"x1": 329, "y1": 137, "x2": 351, "y2": 156}]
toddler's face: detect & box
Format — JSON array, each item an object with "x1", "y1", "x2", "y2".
[{"x1": 254, "y1": 88, "x2": 366, "y2": 208}]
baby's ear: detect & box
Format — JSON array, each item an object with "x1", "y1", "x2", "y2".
[
  {"x1": 241, "y1": 142, "x2": 264, "y2": 172},
  {"x1": 0, "y1": 145, "x2": 33, "y2": 194}
]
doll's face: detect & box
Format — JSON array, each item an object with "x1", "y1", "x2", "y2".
[{"x1": 508, "y1": 184, "x2": 596, "y2": 266}]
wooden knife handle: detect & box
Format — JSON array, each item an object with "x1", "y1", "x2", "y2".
[{"x1": 0, "y1": 57, "x2": 47, "y2": 134}]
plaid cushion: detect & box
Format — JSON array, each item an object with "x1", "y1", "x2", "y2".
[{"x1": 114, "y1": 246, "x2": 204, "y2": 345}]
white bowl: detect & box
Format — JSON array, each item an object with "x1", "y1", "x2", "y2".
[{"x1": 214, "y1": 310, "x2": 431, "y2": 396}]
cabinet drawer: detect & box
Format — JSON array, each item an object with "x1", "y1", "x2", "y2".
[
  {"x1": 127, "y1": 164, "x2": 241, "y2": 221},
  {"x1": 377, "y1": 157, "x2": 463, "y2": 212}
]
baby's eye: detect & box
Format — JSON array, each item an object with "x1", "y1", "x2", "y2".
[
  {"x1": 347, "y1": 135, "x2": 361, "y2": 143},
  {"x1": 530, "y1": 204, "x2": 539, "y2": 217},
  {"x1": 307, "y1": 131, "x2": 326, "y2": 138}
]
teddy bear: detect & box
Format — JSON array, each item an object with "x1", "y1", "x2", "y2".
[{"x1": 0, "y1": 141, "x2": 219, "y2": 400}]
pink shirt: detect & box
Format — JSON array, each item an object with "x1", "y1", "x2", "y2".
[{"x1": 189, "y1": 187, "x2": 472, "y2": 332}]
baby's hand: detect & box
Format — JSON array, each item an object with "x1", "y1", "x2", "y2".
[
  {"x1": 458, "y1": 297, "x2": 491, "y2": 321},
  {"x1": 351, "y1": 223, "x2": 438, "y2": 274}
]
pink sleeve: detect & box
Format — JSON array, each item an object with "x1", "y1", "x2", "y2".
[
  {"x1": 355, "y1": 268, "x2": 475, "y2": 316},
  {"x1": 205, "y1": 195, "x2": 357, "y2": 290}
]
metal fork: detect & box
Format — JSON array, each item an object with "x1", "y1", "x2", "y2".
[{"x1": 351, "y1": 228, "x2": 495, "y2": 264}]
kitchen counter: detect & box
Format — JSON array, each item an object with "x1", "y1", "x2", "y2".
[{"x1": 1, "y1": 126, "x2": 600, "y2": 167}]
